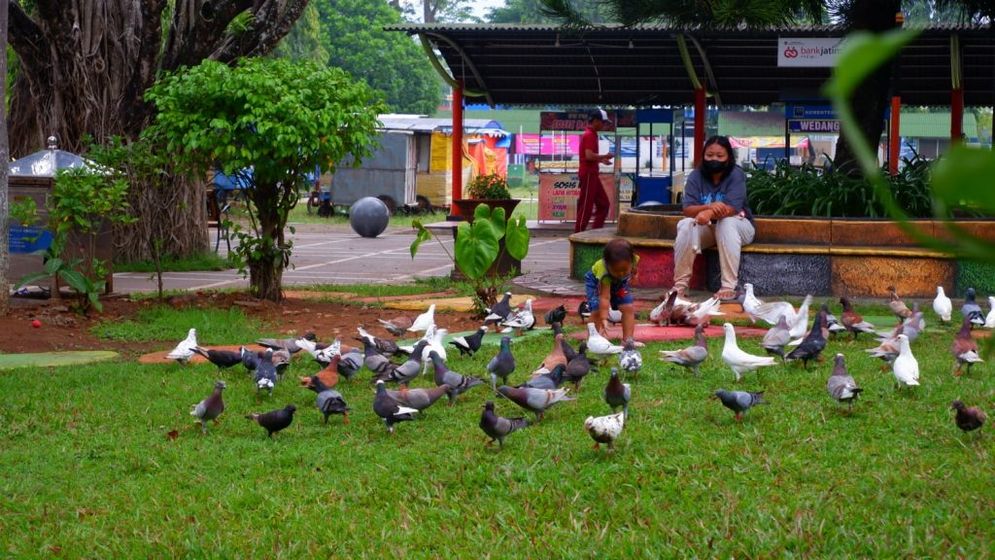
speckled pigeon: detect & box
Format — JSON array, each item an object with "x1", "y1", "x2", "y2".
[
  {"x1": 190, "y1": 380, "x2": 226, "y2": 433},
  {"x1": 585, "y1": 412, "x2": 625, "y2": 452},
  {"x1": 479, "y1": 401, "x2": 530, "y2": 448},
  {"x1": 619, "y1": 338, "x2": 643, "y2": 376},
  {"x1": 245, "y1": 404, "x2": 296, "y2": 438}
]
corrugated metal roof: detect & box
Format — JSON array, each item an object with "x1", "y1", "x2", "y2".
[
  {"x1": 388, "y1": 25, "x2": 995, "y2": 107},
  {"x1": 377, "y1": 115, "x2": 508, "y2": 135}
]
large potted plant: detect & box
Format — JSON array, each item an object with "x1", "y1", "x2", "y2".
[{"x1": 452, "y1": 173, "x2": 520, "y2": 221}]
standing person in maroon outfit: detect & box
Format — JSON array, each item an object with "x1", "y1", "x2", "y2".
[{"x1": 574, "y1": 109, "x2": 614, "y2": 233}]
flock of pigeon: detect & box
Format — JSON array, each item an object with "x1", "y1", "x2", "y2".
[{"x1": 174, "y1": 283, "x2": 988, "y2": 449}]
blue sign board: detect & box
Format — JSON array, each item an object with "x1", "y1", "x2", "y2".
[
  {"x1": 9, "y1": 226, "x2": 53, "y2": 254},
  {"x1": 788, "y1": 119, "x2": 841, "y2": 133},
  {"x1": 785, "y1": 104, "x2": 836, "y2": 120}
]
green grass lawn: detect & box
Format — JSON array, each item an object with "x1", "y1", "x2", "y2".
[
  {"x1": 2, "y1": 313, "x2": 993, "y2": 556},
  {"x1": 91, "y1": 306, "x2": 275, "y2": 344}
]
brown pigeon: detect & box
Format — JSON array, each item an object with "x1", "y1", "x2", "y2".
[
  {"x1": 886, "y1": 286, "x2": 913, "y2": 319},
  {"x1": 951, "y1": 400, "x2": 986, "y2": 434},
  {"x1": 951, "y1": 317, "x2": 984, "y2": 376}
]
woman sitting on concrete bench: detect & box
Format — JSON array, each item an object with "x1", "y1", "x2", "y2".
[{"x1": 672, "y1": 135, "x2": 755, "y2": 301}]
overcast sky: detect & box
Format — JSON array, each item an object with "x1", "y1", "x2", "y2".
[{"x1": 400, "y1": 0, "x2": 507, "y2": 21}]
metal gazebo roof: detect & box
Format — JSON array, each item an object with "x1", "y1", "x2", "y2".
[
  {"x1": 8, "y1": 136, "x2": 98, "y2": 177},
  {"x1": 386, "y1": 23, "x2": 995, "y2": 107}
]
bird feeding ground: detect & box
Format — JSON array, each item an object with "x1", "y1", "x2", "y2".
[{"x1": 0, "y1": 299, "x2": 992, "y2": 556}]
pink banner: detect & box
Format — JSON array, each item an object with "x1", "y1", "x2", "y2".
[
  {"x1": 514, "y1": 133, "x2": 581, "y2": 156},
  {"x1": 538, "y1": 173, "x2": 619, "y2": 222}
]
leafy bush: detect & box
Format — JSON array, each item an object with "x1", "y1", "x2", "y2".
[
  {"x1": 746, "y1": 155, "x2": 939, "y2": 218},
  {"x1": 466, "y1": 173, "x2": 511, "y2": 200}
]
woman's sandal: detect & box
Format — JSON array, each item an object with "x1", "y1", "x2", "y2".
[{"x1": 714, "y1": 289, "x2": 737, "y2": 301}]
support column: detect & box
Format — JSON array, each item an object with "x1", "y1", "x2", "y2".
[
  {"x1": 888, "y1": 96, "x2": 901, "y2": 175},
  {"x1": 693, "y1": 87, "x2": 706, "y2": 166},
  {"x1": 450, "y1": 82, "x2": 464, "y2": 217},
  {"x1": 951, "y1": 87, "x2": 964, "y2": 144}
]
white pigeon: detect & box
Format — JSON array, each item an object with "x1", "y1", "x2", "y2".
[
  {"x1": 892, "y1": 334, "x2": 920, "y2": 388},
  {"x1": 787, "y1": 295, "x2": 814, "y2": 339},
  {"x1": 408, "y1": 304, "x2": 436, "y2": 333},
  {"x1": 741, "y1": 283, "x2": 765, "y2": 323},
  {"x1": 315, "y1": 339, "x2": 342, "y2": 364},
  {"x1": 585, "y1": 322, "x2": 624, "y2": 358},
  {"x1": 607, "y1": 308, "x2": 623, "y2": 324},
  {"x1": 501, "y1": 299, "x2": 535, "y2": 333},
  {"x1": 584, "y1": 411, "x2": 626, "y2": 452},
  {"x1": 409, "y1": 326, "x2": 448, "y2": 375},
  {"x1": 688, "y1": 296, "x2": 724, "y2": 325},
  {"x1": 933, "y1": 286, "x2": 953, "y2": 323},
  {"x1": 721, "y1": 322, "x2": 776, "y2": 381},
  {"x1": 985, "y1": 296, "x2": 995, "y2": 329},
  {"x1": 749, "y1": 292, "x2": 799, "y2": 326},
  {"x1": 166, "y1": 328, "x2": 198, "y2": 364}
]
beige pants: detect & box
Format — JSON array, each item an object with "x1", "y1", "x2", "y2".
[{"x1": 673, "y1": 216, "x2": 755, "y2": 292}]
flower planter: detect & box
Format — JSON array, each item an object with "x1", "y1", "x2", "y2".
[{"x1": 451, "y1": 198, "x2": 521, "y2": 222}]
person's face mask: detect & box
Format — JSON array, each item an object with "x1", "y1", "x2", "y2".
[{"x1": 702, "y1": 159, "x2": 729, "y2": 174}]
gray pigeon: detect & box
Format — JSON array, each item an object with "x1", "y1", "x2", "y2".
[
  {"x1": 429, "y1": 351, "x2": 484, "y2": 404},
  {"x1": 826, "y1": 354, "x2": 862, "y2": 411},
  {"x1": 962, "y1": 287, "x2": 985, "y2": 326},
  {"x1": 245, "y1": 404, "x2": 296, "y2": 438},
  {"x1": 496, "y1": 385, "x2": 572, "y2": 422},
  {"x1": 190, "y1": 380, "x2": 226, "y2": 433},
  {"x1": 356, "y1": 326, "x2": 399, "y2": 356},
  {"x1": 713, "y1": 389, "x2": 765, "y2": 421},
  {"x1": 386, "y1": 384, "x2": 451, "y2": 413},
  {"x1": 450, "y1": 326, "x2": 488, "y2": 357},
  {"x1": 240, "y1": 346, "x2": 259, "y2": 372},
  {"x1": 257, "y1": 333, "x2": 316, "y2": 354},
  {"x1": 479, "y1": 401, "x2": 530, "y2": 448},
  {"x1": 603, "y1": 368, "x2": 631, "y2": 417},
  {"x1": 660, "y1": 324, "x2": 709, "y2": 376},
  {"x1": 372, "y1": 341, "x2": 426, "y2": 386},
  {"x1": 337, "y1": 347, "x2": 363, "y2": 380},
  {"x1": 761, "y1": 315, "x2": 791, "y2": 361},
  {"x1": 522, "y1": 364, "x2": 566, "y2": 390},
  {"x1": 564, "y1": 343, "x2": 593, "y2": 389},
  {"x1": 486, "y1": 336, "x2": 516, "y2": 390},
  {"x1": 373, "y1": 380, "x2": 418, "y2": 433},
  {"x1": 558, "y1": 329, "x2": 579, "y2": 362},
  {"x1": 360, "y1": 339, "x2": 395, "y2": 378},
  {"x1": 305, "y1": 375, "x2": 350, "y2": 424},
  {"x1": 254, "y1": 349, "x2": 278, "y2": 395}
]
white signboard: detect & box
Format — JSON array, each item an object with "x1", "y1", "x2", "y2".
[{"x1": 777, "y1": 37, "x2": 845, "y2": 67}]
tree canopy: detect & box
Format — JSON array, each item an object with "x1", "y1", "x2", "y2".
[
  {"x1": 145, "y1": 57, "x2": 386, "y2": 300},
  {"x1": 278, "y1": 0, "x2": 442, "y2": 115}
]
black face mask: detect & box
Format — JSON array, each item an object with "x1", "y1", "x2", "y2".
[{"x1": 702, "y1": 159, "x2": 729, "y2": 174}]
